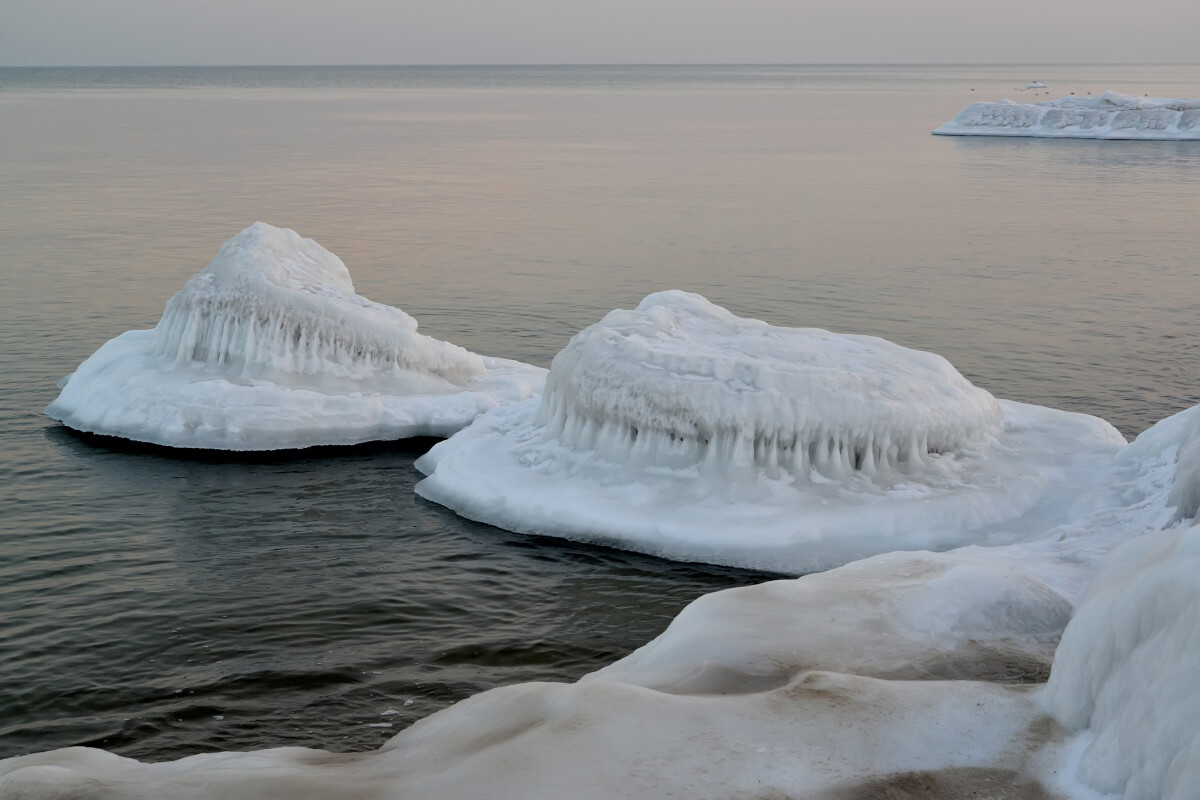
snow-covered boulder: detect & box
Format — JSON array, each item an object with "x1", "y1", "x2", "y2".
[
  {"x1": 416, "y1": 291, "x2": 1124, "y2": 573},
  {"x1": 1043, "y1": 525, "x2": 1200, "y2": 800},
  {"x1": 934, "y1": 90, "x2": 1200, "y2": 139},
  {"x1": 46, "y1": 223, "x2": 545, "y2": 450}
]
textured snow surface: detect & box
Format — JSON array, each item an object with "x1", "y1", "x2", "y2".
[
  {"x1": 45, "y1": 223, "x2": 545, "y2": 450},
  {"x1": 416, "y1": 291, "x2": 1125, "y2": 573},
  {"x1": 934, "y1": 90, "x2": 1200, "y2": 139},
  {"x1": 539, "y1": 291, "x2": 1004, "y2": 477},
  {"x1": 4, "y1": 400, "x2": 1195, "y2": 799},
  {"x1": 1044, "y1": 524, "x2": 1200, "y2": 800}
]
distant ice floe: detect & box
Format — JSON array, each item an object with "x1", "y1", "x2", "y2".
[
  {"x1": 45, "y1": 223, "x2": 545, "y2": 450},
  {"x1": 416, "y1": 290, "x2": 1124, "y2": 573},
  {"x1": 4, "y1": 402, "x2": 1197, "y2": 798},
  {"x1": 934, "y1": 90, "x2": 1200, "y2": 139}
]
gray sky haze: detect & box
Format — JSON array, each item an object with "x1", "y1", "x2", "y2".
[{"x1": 3, "y1": 0, "x2": 1199, "y2": 66}]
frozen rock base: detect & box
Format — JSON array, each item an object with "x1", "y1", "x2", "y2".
[
  {"x1": 45, "y1": 224, "x2": 545, "y2": 450},
  {"x1": 416, "y1": 292, "x2": 1124, "y2": 573},
  {"x1": 934, "y1": 91, "x2": 1200, "y2": 139},
  {"x1": 416, "y1": 398, "x2": 1123, "y2": 573}
]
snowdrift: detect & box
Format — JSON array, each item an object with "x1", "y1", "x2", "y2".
[
  {"x1": 4, "y1": 402, "x2": 1196, "y2": 799},
  {"x1": 416, "y1": 291, "x2": 1124, "y2": 573},
  {"x1": 934, "y1": 90, "x2": 1200, "y2": 139},
  {"x1": 45, "y1": 223, "x2": 545, "y2": 450}
]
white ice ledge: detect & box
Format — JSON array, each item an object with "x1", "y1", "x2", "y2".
[
  {"x1": 45, "y1": 223, "x2": 545, "y2": 450},
  {"x1": 934, "y1": 91, "x2": 1200, "y2": 139},
  {"x1": 416, "y1": 291, "x2": 1125, "y2": 574}
]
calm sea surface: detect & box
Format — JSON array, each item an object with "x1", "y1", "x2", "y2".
[{"x1": 3, "y1": 64, "x2": 1200, "y2": 761}]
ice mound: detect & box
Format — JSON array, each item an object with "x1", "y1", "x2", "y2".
[
  {"x1": 934, "y1": 90, "x2": 1200, "y2": 139},
  {"x1": 416, "y1": 291, "x2": 1125, "y2": 573},
  {"x1": 1043, "y1": 525, "x2": 1200, "y2": 800},
  {"x1": 45, "y1": 223, "x2": 545, "y2": 450},
  {"x1": 589, "y1": 549, "x2": 1074, "y2": 694},
  {"x1": 540, "y1": 290, "x2": 1004, "y2": 477}
]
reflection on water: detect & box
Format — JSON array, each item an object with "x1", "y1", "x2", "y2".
[{"x1": 2, "y1": 64, "x2": 1200, "y2": 761}]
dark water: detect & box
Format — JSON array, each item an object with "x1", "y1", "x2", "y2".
[{"x1": 3, "y1": 64, "x2": 1200, "y2": 762}]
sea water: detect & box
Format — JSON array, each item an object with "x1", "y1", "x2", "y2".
[{"x1": 2, "y1": 63, "x2": 1200, "y2": 760}]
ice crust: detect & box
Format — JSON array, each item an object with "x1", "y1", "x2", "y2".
[
  {"x1": 416, "y1": 291, "x2": 1125, "y2": 573},
  {"x1": 45, "y1": 223, "x2": 545, "y2": 450},
  {"x1": 934, "y1": 90, "x2": 1200, "y2": 139}
]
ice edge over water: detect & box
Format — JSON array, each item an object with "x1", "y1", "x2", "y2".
[{"x1": 934, "y1": 90, "x2": 1200, "y2": 139}]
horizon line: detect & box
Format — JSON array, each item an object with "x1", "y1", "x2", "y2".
[{"x1": 3, "y1": 61, "x2": 1199, "y2": 69}]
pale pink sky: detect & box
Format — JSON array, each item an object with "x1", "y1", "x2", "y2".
[{"x1": 4, "y1": 0, "x2": 1198, "y2": 66}]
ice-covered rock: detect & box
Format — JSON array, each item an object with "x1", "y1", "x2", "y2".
[
  {"x1": 539, "y1": 290, "x2": 1004, "y2": 478},
  {"x1": 416, "y1": 291, "x2": 1125, "y2": 573},
  {"x1": 1043, "y1": 524, "x2": 1200, "y2": 800},
  {"x1": 934, "y1": 90, "x2": 1200, "y2": 139},
  {"x1": 45, "y1": 223, "x2": 545, "y2": 450}
]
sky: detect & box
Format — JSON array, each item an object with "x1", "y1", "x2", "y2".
[{"x1": 3, "y1": 0, "x2": 1199, "y2": 67}]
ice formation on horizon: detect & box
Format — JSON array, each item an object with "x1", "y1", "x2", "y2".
[
  {"x1": 416, "y1": 291, "x2": 1126, "y2": 573},
  {"x1": 934, "y1": 90, "x2": 1200, "y2": 139},
  {"x1": 5, "y1": 399, "x2": 1195, "y2": 799},
  {"x1": 45, "y1": 223, "x2": 545, "y2": 450}
]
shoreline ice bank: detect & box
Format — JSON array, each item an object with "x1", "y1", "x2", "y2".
[
  {"x1": 3, "y1": 402, "x2": 1195, "y2": 799},
  {"x1": 934, "y1": 91, "x2": 1200, "y2": 139},
  {"x1": 45, "y1": 223, "x2": 545, "y2": 451},
  {"x1": 416, "y1": 291, "x2": 1125, "y2": 574}
]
